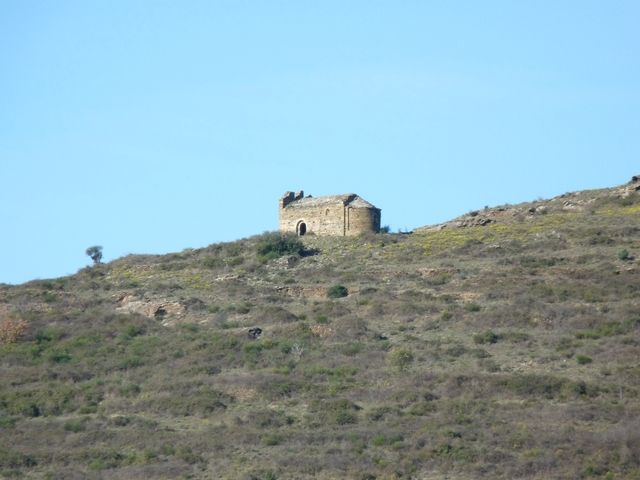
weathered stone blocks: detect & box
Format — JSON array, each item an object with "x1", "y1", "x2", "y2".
[{"x1": 279, "y1": 190, "x2": 381, "y2": 236}]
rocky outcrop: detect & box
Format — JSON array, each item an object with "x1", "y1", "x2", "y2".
[
  {"x1": 275, "y1": 286, "x2": 328, "y2": 298},
  {"x1": 115, "y1": 294, "x2": 186, "y2": 322}
]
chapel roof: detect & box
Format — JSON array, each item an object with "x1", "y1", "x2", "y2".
[{"x1": 284, "y1": 193, "x2": 379, "y2": 210}]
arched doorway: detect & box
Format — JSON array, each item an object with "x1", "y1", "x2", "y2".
[{"x1": 297, "y1": 221, "x2": 307, "y2": 236}]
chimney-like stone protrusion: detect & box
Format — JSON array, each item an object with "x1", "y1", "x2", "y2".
[
  {"x1": 280, "y1": 191, "x2": 295, "y2": 209},
  {"x1": 295, "y1": 190, "x2": 304, "y2": 200}
]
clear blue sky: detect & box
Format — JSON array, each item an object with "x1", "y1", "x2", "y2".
[{"x1": 1, "y1": 1, "x2": 638, "y2": 284}]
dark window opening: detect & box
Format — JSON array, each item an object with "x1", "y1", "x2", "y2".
[{"x1": 298, "y1": 222, "x2": 307, "y2": 236}]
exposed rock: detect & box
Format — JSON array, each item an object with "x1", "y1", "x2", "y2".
[
  {"x1": 618, "y1": 176, "x2": 640, "y2": 196},
  {"x1": 535, "y1": 205, "x2": 548, "y2": 214},
  {"x1": 417, "y1": 267, "x2": 458, "y2": 278},
  {"x1": 528, "y1": 205, "x2": 547, "y2": 215},
  {"x1": 247, "y1": 327, "x2": 262, "y2": 339},
  {"x1": 310, "y1": 324, "x2": 334, "y2": 338},
  {"x1": 214, "y1": 274, "x2": 239, "y2": 282},
  {"x1": 267, "y1": 255, "x2": 300, "y2": 270},
  {"x1": 452, "y1": 217, "x2": 492, "y2": 227},
  {"x1": 115, "y1": 294, "x2": 186, "y2": 321},
  {"x1": 276, "y1": 286, "x2": 327, "y2": 298}
]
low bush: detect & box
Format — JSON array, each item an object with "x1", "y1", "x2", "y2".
[
  {"x1": 464, "y1": 303, "x2": 481, "y2": 312},
  {"x1": 340, "y1": 342, "x2": 364, "y2": 356},
  {"x1": 576, "y1": 355, "x2": 593, "y2": 365},
  {"x1": 575, "y1": 318, "x2": 639, "y2": 339},
  {"x1": 498, "y1": 374, "x2": 567, "y2": 399},
  {"x1": 262, "y1": 433, "x2": 283, "y2": 446},
  {"x1": 149, "y1": 387, "x2": 233, "y2": 416},
  {"x1": 427, "y1": 274, "x2": 451, "y2": 286},
  {"x1": 257, "y1": 233, "x2": 305, "y2": 261},
  {"x1": 327, "y1": 285, "x2": 349, "y2": 298},
  {"x1": 0, "y1": 449, "x2": 37, "y2": 469},
  {"x1": 473, "y1": 330, "x2": 500, "y2": 344},
  {"x1": 311, "y1": 398, "x2": 360, "y2": 425},
  {"x1": 387, "y1": 348, "x2": 414, "y2": 371},
  {"x1": 64, "y1": 418, "x2": 87, "y2": 432}
]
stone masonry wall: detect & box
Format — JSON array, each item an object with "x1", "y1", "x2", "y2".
[
  {"x1": 280, "y1": 203, "x2": 381, "y2": 236},
  {"x1": 346, "y1": 207, "x2": 381, "y2": 236},
  {"x1": 280, "y1": 204, "x2": 347, "y2": 236}
]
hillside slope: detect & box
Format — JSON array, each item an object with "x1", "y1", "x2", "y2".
[{"x1": 1, "y1": 177, "x2": 639, "y2": 479}]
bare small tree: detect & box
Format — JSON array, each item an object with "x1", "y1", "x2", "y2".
[{"x1": 85, "y1": 245, "x2": 103, "y2": 265}]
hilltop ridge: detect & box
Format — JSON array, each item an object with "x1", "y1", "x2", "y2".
[{"x1": 0, "y1": 176, "x2": 639, "y2": 479}]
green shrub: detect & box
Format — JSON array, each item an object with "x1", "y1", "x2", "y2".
[
  {"x1": 464, "y1": 303, "x2": 481, "y2": 312},
  {"x1": 576, "y1": 355, "x2": 593, "y2": 365},
  {"x1": 151, "y1": 387, "x2": 232, "y2": 416},
  {"x1": 371, "y1": 433, "x2": 404, "y2": 446},
  {"x1": 387, "y1": 348, "x2": 414, "y2": 371},
  {"x1": 119, "y1": 383, "x2": 141, "y2": 397},
  {"x1": 366, "y1": 406, "x2": 393, "y2": 421},
  {"x1": 0, "y1": 416, "x2": 17, "y2": 429},
  {"x1": 519, "y1": 256, "x2": 558, "y2": 268},
  {"x1": 247, "y1": 470, "x2": 278, "y2": 480},
  {"x1": 334, "y1": 410, "x2": 357, "y2": 425},
  {"x1": 47, "y1": 350, "x2": 72, "y2": 363},
  {"x1": 427, "y1": 274, "x2": 451, "y2": 286},
  {"x1": 340, "y1": 342, "x2": 364, "y2": 356},
  {"x1": 473, "y1": 330, "x2": 499, "y2": 344},
  {"x1": 175, "y1": 446, "x2": 203, "y2": 464},
  {"x1": 618, "y1": 249, "x2": 630, "y2": 260},
  {"x1": 257, "y1": 233, "x2": 305, "y2": 260},
  {"x1": 0, "y1": 449, "x2": 37, "y2": 468},
  {"x1": 499, "y1": 374, "x2": 566, "y2": 399},
  {"x1": 575, "y1": 319, "x2": 638, "y2": 339},
  {"x1": 327, "y1": 285, "x2": 349, "y2": 298},
  {"x1": 262, "y1": 434, "x2": 283, "y2": 446},
  {"x1": 311, "y1": 398, "x2": 360, "y2": 425},
  {"x1": 440, "y1": 310, "x2": 453, "y2": 321},
  {"x1": 122, "y1": 324, "x2": 145, "y2": 339},
  {"x1": 445, "y1": 343, "x2": 467, "y2": 358},
  {"x1": 85, "y1": 449, "x2": 126, "y2": 470},
  {"x1": 203, "y1": 256, "x2": 223, "y2": 268},
  {"x1": 64, "y1": 418, "x2": 87, "y2": 432},
  {"x1": 408, "y1": 402, "x2": 437, "y2": 416},
  {"x1": 42, "y1": 291, "x2": 58, "y2": 303},
  {"x1": 227, "y1": 256, "x2": 244, "y2": 266}
]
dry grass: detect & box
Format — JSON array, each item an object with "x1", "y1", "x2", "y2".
[{"x1": 0, "y1": 316, "x2": 29, "y2": 344}]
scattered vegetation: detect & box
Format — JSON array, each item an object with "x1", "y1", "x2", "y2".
[{"x1": 1, "y1": 184, "x2": 639, "y2": 478}]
